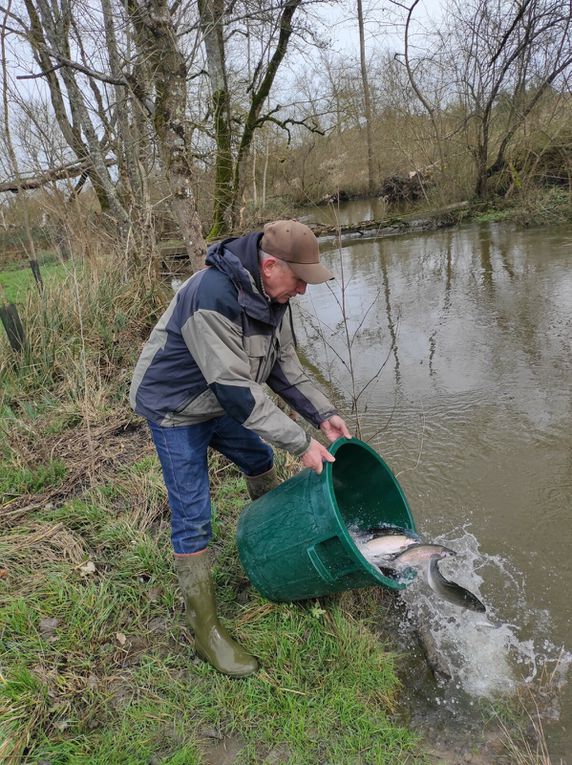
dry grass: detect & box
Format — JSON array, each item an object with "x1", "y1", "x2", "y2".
[
  {"x1": 493, "y1": 655, "x2": 570, "y2": 765},
  {"x1": 0, "y1": 418, "x2": 154, "y2": 530}
]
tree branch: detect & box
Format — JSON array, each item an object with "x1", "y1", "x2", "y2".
[
  {"x1": 257, "y1": 113, "x2": 325, "y2": 144},
  {"x1": 17, "y1": 42, "x2": 129, "y2": 86},
  {"x1": 0, "y1": 157, "x2": 116, "y2": 193}
]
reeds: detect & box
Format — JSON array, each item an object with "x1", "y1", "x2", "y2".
[{"x1": 492, "y1": 655, "x2": 570, "y2": 765}]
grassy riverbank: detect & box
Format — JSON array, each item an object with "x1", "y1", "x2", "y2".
[
  {"x1": 336, "y1": 185, "x2": 571, "y2": 232},
  {"x1": 0, "y1": 259, "x2": 422, "y2": 764},
  {"x1": 0, "y1": 447, "x2": 418, "y2": 763}
]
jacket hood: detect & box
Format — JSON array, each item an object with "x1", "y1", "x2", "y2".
[{"x1": 205, "y1": 232, "x2": 286, "y2": 326}]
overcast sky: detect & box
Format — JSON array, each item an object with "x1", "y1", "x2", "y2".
[{"x1": 319, "y1": 0, "x2": 445, "y2": 56}]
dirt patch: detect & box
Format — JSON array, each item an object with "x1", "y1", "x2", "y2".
[
  {"x1": 2, "y1": 417, "x2": 152, "y2": 529},
  {"x1": 260, "y1": 743, "x2": 293, "y2": 763},
  {"x1": 201, "y1": 733, "x2": 245, "y2": 765},
  {"x1": 198, "y1": 729, "x2": 292, "y2": 764},
  {"x1": 423, "y1": 727, "x2": 509, "y2": 764}
]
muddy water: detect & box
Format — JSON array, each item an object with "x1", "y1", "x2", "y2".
[{"x1": 294, "y1": 215, "x2": 572, "y2": 758}]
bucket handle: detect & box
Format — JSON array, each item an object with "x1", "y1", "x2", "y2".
[
  {"x1": 307, "y1": 543, "x2": 336, "y2": 584},
  {"x1": 307, "y1": 539, "x2": 357, "y2": 584}
]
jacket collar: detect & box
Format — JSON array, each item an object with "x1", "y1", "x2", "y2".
[{"x1": 205, "y1": 232, "x2": 287, "y2": 326}]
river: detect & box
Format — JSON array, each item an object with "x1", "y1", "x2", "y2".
[{"x1": 293, "y1": 206, "x2": 571, "y2": 760}]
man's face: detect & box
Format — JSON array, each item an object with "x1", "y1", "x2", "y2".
[{"x1": 261, "y1": 257, "x2": 307, "y2": 303}]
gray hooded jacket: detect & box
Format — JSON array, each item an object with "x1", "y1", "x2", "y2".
[{"x1": 129, "y1": 231, "x2": 336, "y2": 456}]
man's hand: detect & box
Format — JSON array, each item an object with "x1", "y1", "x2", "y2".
[
  {"x1": 301, "y1": 438, "x2": 335, "y2": 475},
  {"x1": 319, "y1": 415, "x2": 351, "y2": 443}
]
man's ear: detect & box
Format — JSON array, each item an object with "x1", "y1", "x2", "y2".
[{"x1": 261, "y1": 256, "x2": 277, "y2": 277}]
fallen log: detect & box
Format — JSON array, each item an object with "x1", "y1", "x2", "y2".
[
  {"x1": 154, "y1": 201, "x2": 471, "y2": 276},
  {"x1": 0, "y1": 158, "x2": 116, "y2": 193},
  {"x1": 310, "y1": 201, "x2": 470, "y2": 240}
]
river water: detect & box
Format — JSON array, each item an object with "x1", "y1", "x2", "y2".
[{"x1": 293, "y1": 206, "x2": 572, "y2": 760}]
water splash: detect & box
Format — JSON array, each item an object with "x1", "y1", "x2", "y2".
[{"x1": 397, "y1": 526, "x2": 571, "y2": 704}]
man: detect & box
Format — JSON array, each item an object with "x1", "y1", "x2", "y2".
[{"x1": 130, "y1": 220, "x2": 350, "y2": 677}]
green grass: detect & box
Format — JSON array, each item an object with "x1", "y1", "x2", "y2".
[
  {"x1": 0, "y1": 260, "x2": 71, "y2": 304},
  {"x1": 0, "y1": 458, "x2": 67, "y2": 501},
  {"x1": 472, "y1": 186, "x2": 572, "y2": 226},
  {"x1": 0, "y1": 242, "x2": 422, "y2": 764},
  {"x1": 0, "y1": 448, "x2": 421, "y2": 764},
  {"x1": 473, "y1": 208, "x2": 512, "y2": 223}
]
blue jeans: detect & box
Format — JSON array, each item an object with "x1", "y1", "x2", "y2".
[{"x1": 148, "y1": 416, "x2": 273, "y2": 554}]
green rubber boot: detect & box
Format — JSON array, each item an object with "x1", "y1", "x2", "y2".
[
  {"x1": 245, "y1": 465, "x2": 280, "y2": 501},
  {"x1": 174, "y1": 552, "x2": 258, "y2": 677}
]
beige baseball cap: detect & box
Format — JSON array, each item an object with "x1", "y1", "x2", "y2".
[{"x1": 260, "y1": 220, "x2": 334, "y2": 284}]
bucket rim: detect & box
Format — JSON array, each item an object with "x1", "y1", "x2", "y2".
[{"x1": 321, "y1": 437, "x2": 417, "y2": 590}]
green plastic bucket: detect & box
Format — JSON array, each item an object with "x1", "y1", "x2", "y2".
[{"x1": 236, "y1": 437, "x2": 416, "y2": 602}]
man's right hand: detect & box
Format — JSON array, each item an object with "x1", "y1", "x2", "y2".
[{"x1": 301, "y1": 438, "x2": 335, "y2": 475}]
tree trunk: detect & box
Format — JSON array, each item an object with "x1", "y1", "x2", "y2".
[
  {"x1": 101, "y1": 0, "x2": 157, "y2": 270},
  {"x1": 474, "y1": 142, "x2": 489, "y2": 199},
  {"x1": 198, "y1": 0, "x2": 233, "y2": 238},
  {"x1": 101, "y1": 0, "x2": 145, "y2": 207},
  {"x1": 229, "y1": 0, "x2": 302, "y2": 229},
  {"x1": 357, "y1": 0, "x2": 375, "y2": 194},
  {"x1": 128, "y1": 0, "x2": 206, "y2": 272}
]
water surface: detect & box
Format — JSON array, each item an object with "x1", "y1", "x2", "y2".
[{"x1": 295, "y1": 217, "x2": 572, "y2": 758}]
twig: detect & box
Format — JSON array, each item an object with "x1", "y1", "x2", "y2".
[{"x1": 395, "y1": 403, "x2": 426, "y2": 478}]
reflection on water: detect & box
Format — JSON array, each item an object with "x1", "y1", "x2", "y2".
[
  {"x1": 295, "y1": 220, "x2": 572, "y2": 757},
  {"x1": 293, "y1": 197, "x2": 389, "y2": 227}
]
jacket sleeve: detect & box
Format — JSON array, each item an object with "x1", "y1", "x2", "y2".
[
  {"x1": 266, "y1": 318, "x2": 337, "y2": 428},
  {"x1": 181, "y1": 307, "x2": 311, "y2": 456}
]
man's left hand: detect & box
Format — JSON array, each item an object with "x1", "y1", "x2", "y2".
[{"x1": 319, "y1": 415, "x2": 351, "y2": 443}]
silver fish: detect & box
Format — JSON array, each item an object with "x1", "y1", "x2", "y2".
[
  {"x1": 355, "y1": 533, "x2": 486, "y2": 613},
  {"x1": 391, "y1": 543, "x2": 456, "y2": 568},
  {"x1": 359, "y1": 534, "x2": 417, "y2": 562},
  {"x1": 426, "y1": 557, "x2": 486, "y2": 613}
]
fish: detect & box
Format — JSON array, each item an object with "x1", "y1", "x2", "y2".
[
  {"x1": 391, "y1": 542, "x2": 457, "y2": 568},
  {"x1": 353, "y1": 529, "x2": 486, "y2": 613},
  {"x1": 359, "y1": 534, "x2": 419, "y2": 563},
  {"x1": 426, "y1": 556, "x2": 486, "y2": 613},
  {"x1": 393, "y1": 544, "x2": 486, "y2": 613}
]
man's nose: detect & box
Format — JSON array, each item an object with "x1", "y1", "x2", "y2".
[{"x1": 296, "y1": 281, "x2": 307, "y2": 295}]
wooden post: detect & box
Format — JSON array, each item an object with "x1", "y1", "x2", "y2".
[
  {"x1": 28, "y1": 258, "x2": 44, "y2": 293},
  {"x1": 0, "y1": 284, "x2": 26, "y2": 353}
]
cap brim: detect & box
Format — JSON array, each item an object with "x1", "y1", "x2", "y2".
[{"x1": 288, "y1": 261, "x2": 335, "y2": 284}]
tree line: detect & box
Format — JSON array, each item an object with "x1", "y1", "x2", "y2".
[{"x1": 1, "y1": 0, "x2": 571, "y2": 272}]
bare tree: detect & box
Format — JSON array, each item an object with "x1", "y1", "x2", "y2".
[
  {"x1": 393, "y1": 0, "x2": 572, "y2": 198},
  {"x1": 357, "y1": 0, "x2": 376, "y2": 193},
  {"x1": 197, "y1": 0, "x2": 331, "y2": 234},
  {"x1": 1, "y1": 0, "x2": 207, "y2": 270},
  {"x1": 127, "y1": 0, "x2": 206, "y2": 269},
  {"x1": 22, "y1": 0, "x2": 132, "y2": 226},
  {"x1": 451, "y1": 0, "x2": 572, "y2": 197}
]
